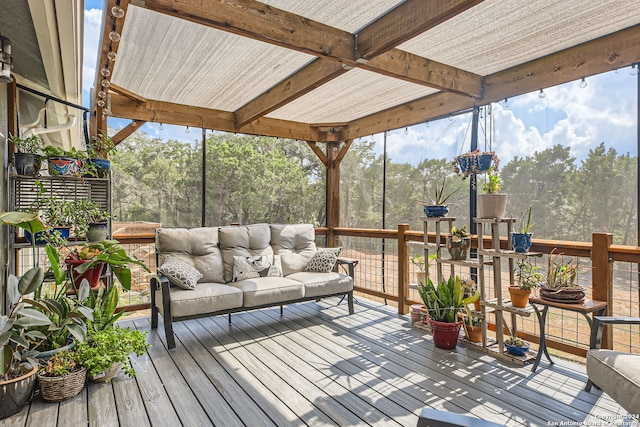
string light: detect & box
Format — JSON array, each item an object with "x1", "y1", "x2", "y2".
[
  {"x1": 185, "y1": 126, "x2": 190, "y2": 134},
  {"x1": 101, "y1": 79, "x2": 110, "y2": 88},
  {"x1": 111, "y1": 6, "x2": 125, "y2": 19},
  {"x1": 107, "y1": 51, "x2": 117, "y2": 61},
  {"x1": 631, "y1": 64, "x2": 639, "y2": 76},
  {"x1": 159, "y1": 123, "x2": 163, "y2": 131},
  {"x1": 97, "y1": 90, "x2": 106, "y2": 99},
  {"x1": 404, "y1": 127, "x2": 408, "y2": 135},
  {"x1": 502, "y1": 98, "x2": 509, "y2": 108},
  {"x1": 100, "y1": 67, "x2": 110, "y2": 77},
  {"x1": 538, "y1": 89, "x2": 546, "y2": 99},
  {"x1": 579, "y1": 77, "x2": 587, "y2": 88},
  {"x1": 108, "y1": 29, "x2": 120, "y2": 43},
  {"x1": 448, "y1": 114, "x2": 453, "y2": 122}
]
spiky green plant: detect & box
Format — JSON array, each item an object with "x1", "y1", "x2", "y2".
[{"x1": 417, "y1": 276, "x2": 479, "y2": 323}]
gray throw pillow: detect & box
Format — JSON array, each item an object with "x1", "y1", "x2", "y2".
[
  {"x1": 232, "y1": 255, "x2": 283, "y2": 282},
  {"x1": 305, "y1": 247, "x2": 342, "y2": 273},
  {"x1": 158, "y1": 255, "x2": 203, "y2": 290}
]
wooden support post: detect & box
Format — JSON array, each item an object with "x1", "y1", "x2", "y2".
[
  {"x1": 7, "y1": 77, "x2": 17, "y2": 153},
  {"x1": 326, "y1": 141, "x2": 340, "y2": 247},
  {"x1": 398, "y1": 224, "x2": 410, "y2": 315},
  {"x1": 592, "y1": 232, "x2": 613, "y2": 349}
]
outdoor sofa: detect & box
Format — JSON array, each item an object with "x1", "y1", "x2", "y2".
[
  {"x1": 585, "y1": 316, "x2": 640, "y2": 414},
  {"x1": 150, "y1": 223, "x2": 355, "y2": 349}
]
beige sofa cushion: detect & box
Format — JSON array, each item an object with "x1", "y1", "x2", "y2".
[
  {"x1": 287, "y1": 271, "x2": 353, "y2": 298},
  {"x1": 156, "y1": 282, "x2": 243, "y2": 318},
  {"x1": 219, "y1": 224, "x2": 273, "y2": 283},
  {"x1": 270, "y1": 224, "x2": 317, "y2": 275},
  {"x1": 586, "y1": 349, "x2": 640, "y2": 414},
  {"x1": 229, "y1": 277, "x2": 304, "y2": 307},
  {"x1": 156, "y1": 227, "x2": 224, "y2": 283}
]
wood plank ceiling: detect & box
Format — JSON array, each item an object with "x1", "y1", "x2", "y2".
[{"x1": 93, "y1": 0, "x2": 640, "y2": 142}]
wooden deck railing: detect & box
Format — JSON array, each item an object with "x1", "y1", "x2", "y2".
[{"x1": 114, "y1": 225, "x2": 640, "y2": 356}]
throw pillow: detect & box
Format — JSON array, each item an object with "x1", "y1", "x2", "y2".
[
  {"x1": 158, "y1": 255, "x2": 203, "y2": 290},
  {"x1": 232, "y1": 255, "x2": 283, "y2": 282},
  {"x1": 305, "y1": 247, "x2": 342, "y2": 273}
]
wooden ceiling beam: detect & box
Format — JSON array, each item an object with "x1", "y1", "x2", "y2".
[
  {"x1": 143, "y1": 0, "x2": 482, "y2": 101},
  {"x1": 108, "y1": 94, "x2": 342, "y2": 142},
  {"x1": 144, "y1": 0, "x2": 353, "y2": 60},
  {"x1": 111, "y1": 120, "x2": 147, "y2": 145},
  {"x1": 234, "y1": 59, "x2": 348, "y2": 128},
  {"x1": 355, "y1": 0, "x2": 484, "y2": 60},
  {"x1": 345, "y1": 24, "x2": 640, "y2": 139}
]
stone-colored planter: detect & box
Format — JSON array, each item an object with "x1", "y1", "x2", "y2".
[
  {"x1": 447, "y1": 236, "x2": 471, "y2": 260},
  {"x1": 477, "y1": 193, "x2": 507, "y2": 218}
]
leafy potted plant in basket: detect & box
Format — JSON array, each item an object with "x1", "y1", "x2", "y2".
[
  {"x1": 511, "y1": 205, "x2": 534, "y2": 253},
  {"x1": 477, "y1": 166, "x2": 507, "y2": 218},
  {"x1": 72, "y1": 199, "x2": 111, "y2": 242},
  {"x1": 10, "y1": 134, "x2": 43, "y2": 176},
  {"x1": 418, "y1": 176, "x2": 461, "y2": 217},
  {"x1": 446, "y1": 226, "x2": 471, "y2": 260},
  {"x1": 504, "y1": 335, "x2": 530, "y2": 356},
  {"x1": 539, "y1": 250, "x2": 584, "y2": 303},
  {"x1": 74, "y1": 326, "x2": 150, "y2": 382},
  {"x1": 509, "y1": 259, "x2": 543, "y2": 308},
  {"x1": 417, "y1": 276, "x2": 478, "y2": 350},
  {"x1": 37, "y1": 350, "x2": 86, "y2": 402},
  {"x1": 452, "y1": 149, "x2": 499, "y2": 180}
]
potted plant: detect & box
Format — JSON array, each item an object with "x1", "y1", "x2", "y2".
[
  {"x1": 410, "y1": 254, "x2": 427, "y2": 285},
  {"x1": 0, "y1": 268, "x2": 50, "y2": 418},
  {"x1": 419, "y1": 176, "x2": 460, "y2": 217},
  {"x1": 446, "y1": 226, "x2": 471, "y2": 260},
  {"x1": 74, "y1": 326, "x2": 150, "y2": 382},
  {"x1": 65, "y1": 239, "x2": 150, "y2": 292},
  {"x1": 37, "y1": 351, "x2": 86, "y2": 402},
  {"x1": 460, "y1": 301, "x2": 483, "y2": 343},
  {"x1": 417, "y1": 276, "x2": 478, "y2": 350},
  {"x1": 509, "y1": 259, "x2": 543, "y2": 308},
  {"x1": 73, "y1": 199, "x2": 111, "y2": 242},
  {"x1": 43, "y1": 145, "x2": 85, "y2": 176},
  {"x1": 452, "y1": 149, "x2": 499, "y2": 180},
  {"x1": 10, "y1": 134, "x2": 43, "y2": 176},
  {"x1": 477, "y1": 166, "x2": 507, "y2": 218},
  {"x1": 86, "y1": 132, "x2": 116, "y2": 178},
  {"x1": 504, "y1": 335, "x2": 530, "y2": 356},
  {"x1": 84, "y1": 285, "x2": 124, "y2": 332},
  {"x1": 539, "y1": 250, "x2": 584, "y2": 303},
  {"x1": 511, "y1": 206, "x2": 534, "y2": 253}
]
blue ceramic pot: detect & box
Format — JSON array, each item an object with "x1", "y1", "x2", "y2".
[
  {"x1": 511, "y1": 232, "x2": 532, "y2": 253},
  {"x1": 424, "y1": 205, "x2": 449, "y2": 217},
  {"x1": 457, "y1": 153, "x2": 493, "y2": 175},
  {"x1": 25, "y1": 227, "x2": 71, "y2": 245},
  {"x1": 47, "y1": 156, "x2": 82, "y2": 176},
  {"x1": 504, "y1": 341, "x2": 530, "y2": 356},
  {"x1": 89, "y1": 158, "x2": 111, "y2": 178}
]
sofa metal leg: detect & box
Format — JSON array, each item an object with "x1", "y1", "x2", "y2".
[
  {"x1": 348, "y1": 292, "x2": 354, "y2": 314},
  {"x1": 163, "y1": 315, "x2": 176, "y2": 349},
  {"x1": 280, "y1": 305, "x2": 283, "y2": 315},
  {"x1": 228, "y1": 313, "x2": 231, "y2": 323},
  {"x1": 585, "y1": 380, "x2": 593, "y2": 392},
  {"x1": 151, "y1": 306, "x2": 158, "y2": 329}
]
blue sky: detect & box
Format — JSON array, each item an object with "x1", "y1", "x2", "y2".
[{"x1": 83, "y1": 4, "x2": 638, "y2": 166}]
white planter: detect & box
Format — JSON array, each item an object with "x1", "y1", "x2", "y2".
[{"x1": 477, "y1": 194, "x2": 507, "y2": 218}]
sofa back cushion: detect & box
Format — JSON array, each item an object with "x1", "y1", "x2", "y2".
[
  {"x1": 155, "y1": 227, "x2": 224, "y2": 283},
  {"x1": 270, "y1": 223, "x2": 317, "y2": 276},
  {"x1": 219, "y1": 224, "x2": 273, "y2": 282}
]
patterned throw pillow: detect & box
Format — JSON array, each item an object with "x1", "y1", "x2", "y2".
[
  {"x1": 158, "y1": 255, "x2": 203, "y2": 290},
  {"x1": 305, "y1": 247, "x2": 342, "y2": 273},
  {"x1": 232, "y1": 255, "x2": 283, "y2": 282}
]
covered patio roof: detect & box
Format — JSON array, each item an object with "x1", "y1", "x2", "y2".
[{"x1": 95, "y1": 0, "x2": 640, "y2": 142}]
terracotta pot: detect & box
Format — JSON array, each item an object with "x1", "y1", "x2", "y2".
[
  {"x1": 477, "y1": 193, "x2": 507, "y2": 218},
  {"x1": 65, "y1": 257, "x2": 105, "y2": 290},
  {"x1": 410, "y1": 304, "x2": 424, "y2": 323},
  {"x1": 508, "y1": 287, "x2": 531, "y2": 308},
  {"x1": 428, "y1": 319, "x2": 462, "y2": 350},
  {"x1": 473, "y1": 299, "x2": 482, "y2": 311},
  {"x1": 464, "y1": 324, "x2": 483, "y2": 343}
]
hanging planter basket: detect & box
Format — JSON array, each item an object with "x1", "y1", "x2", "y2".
[{"x1": 452, "y1": 150, "x2": 499, "y2": 179}]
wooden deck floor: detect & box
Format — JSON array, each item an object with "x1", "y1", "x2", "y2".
[{"x1": 0, "y1": 297, "x2": 633, "y2": 427}]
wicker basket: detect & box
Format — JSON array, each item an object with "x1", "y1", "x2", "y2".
[{"x1": 37, "y1": 367, "x2": 87, "y2": 402}]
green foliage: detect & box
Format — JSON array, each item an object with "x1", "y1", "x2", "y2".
[
  {"x1": 74, "y1": 327, "x2": 150, "y2": 379},
  {"x1": 482, "y1": 166, "x2": 502, "y2": 194},
  {"x1": 89, "y1": 132, "x2": 116, "y2": 159},
  {"x1": 84, "y1": 285, "x2": 123, "y2": 332},
  {"x1": 417, "y1": 276, "x2": 478, "y2": 323},
  {"x1": 43, "y1": 145, "x2": 86, "y2": 159},
  {"x1": 515, "y1": 259, "x2": 543, "y2": 290},
  {"x1": 505, "y1": 336, "x2": 527, "y2": 348},
  {"x1": 10, "y1": 134, "x2": 43, "y2": 155},
  {"x1": 543, "y1": 251, "x2": 579, "y2": 290},
  {"x1": 424, "y1": 176, "x2": 460, "y2": 205},
  {"x1": 40, "y1": 351, "x2": 79, "y2": 377},
  {"x1": 516, "y1": 206, "x2": 534, "y2": 234}
]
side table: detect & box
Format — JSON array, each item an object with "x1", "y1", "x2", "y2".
[{"x1": 529, "y1": 297, "x2": 607, "y2": 372}]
